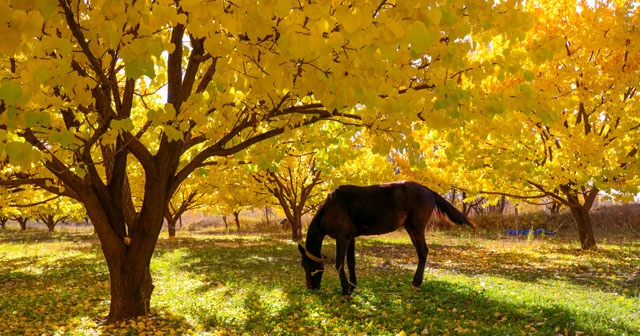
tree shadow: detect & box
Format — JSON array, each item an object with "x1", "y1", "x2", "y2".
[
  {"x1": 2, "y1": 232, "x2": 638, "y2": 334},
  {"x1": 0, "y1": 229, "x2": 97, "y2": 244},
  {"x1": 356, "y1": 236, "x2": 640, "y2": 299},
  {"x1": 0, "y1": 235, "x2": 199, "y2": 335},
  {"x1": 169, "y1": 236, "x2": 638, "y2": 334}
]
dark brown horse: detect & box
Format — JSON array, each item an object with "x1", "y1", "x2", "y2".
[{"x1": 298, "y1": 181, "x2": 475, "y2": 296}]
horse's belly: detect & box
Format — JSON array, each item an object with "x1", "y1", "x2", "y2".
[{"x1": 356, "y1": 223, "x2": 400, "y2": 236}]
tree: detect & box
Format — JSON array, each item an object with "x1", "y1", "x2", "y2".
[
  {"x1": 398, "y1": 0, "x2": 639, "y2": 249},
  {"x1": 164, "y1": 185, "x2": 204, "y2": 237},
  {"x1": 0, "y1": 0, "x2": 532, "y2": 321},
  {"x1": 472, "y1": 0, "x2": 639, "y2": 249},
  {"x1": 0, "y1": 185, "x2": 60, "y2": 230},
  {"x1": 246, "y1": 125, "x2": 399, "y2": 240},
  {"x1": 207, "y1": 163, "x2": 268, "y2": 231},
  {"x1": 253, "y1": 153, "x2": 324, "y2": 240},
  {"x1": 34, "y1": 197, "x2": 85, "y2": 232},
  {"x1": 12, "y1": 214, "x2": 29, "y2": 230}
]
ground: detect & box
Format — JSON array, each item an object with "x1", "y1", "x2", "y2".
[{"x1": 0, "y1": 215, "x2": 639, "y2": 335}]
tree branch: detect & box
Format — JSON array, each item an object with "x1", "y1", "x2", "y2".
[{"x1": 59, "y1": 0, "x2": 109, "y2": 88}]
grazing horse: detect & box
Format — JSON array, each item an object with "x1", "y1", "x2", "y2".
[{"x1": 298, "y1": 181, "x2": 475, "y2": 296}]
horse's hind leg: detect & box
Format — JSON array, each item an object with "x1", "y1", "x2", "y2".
[
  {"x1": 335, "y1": 238, "x2": 352, "y2": 296},
  {"x1": 346, "y1": 238, "x2": 357, "y2": 293},
  {"x1": 406, "y1": 228, "x2": 429, "y2": 289}
]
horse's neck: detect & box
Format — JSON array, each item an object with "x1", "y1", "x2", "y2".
[{"x1": 305, "y1": 221, "x2": 325, "y2": 257}]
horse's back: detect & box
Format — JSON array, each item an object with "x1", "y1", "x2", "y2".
[{"x1": 320, "y1": 181, "x2": 432, "y2": 237}]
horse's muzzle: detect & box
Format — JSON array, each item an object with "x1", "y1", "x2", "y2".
[{"x1": 306, "y1": 278, "x2": 320, "y2": 290}]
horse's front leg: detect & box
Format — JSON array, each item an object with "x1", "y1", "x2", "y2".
[
  {"x1": 346, "y1": 238, "x2": 357, "y2": 293},
  {"x1": 335, "y1": 238, "x2": 351, "y2": 296}
]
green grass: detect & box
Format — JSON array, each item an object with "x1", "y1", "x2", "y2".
[{"x1": 0, "y1": 228, "x2": 638, "y2": 335}]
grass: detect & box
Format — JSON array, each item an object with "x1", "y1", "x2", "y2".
[{"x1": 0, "y1": 225, "x2": 638, "y2": 335}]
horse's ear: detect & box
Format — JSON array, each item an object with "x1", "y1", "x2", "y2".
[{"x1": 298, "y1": 243, "x2": 306, "y2": 256}]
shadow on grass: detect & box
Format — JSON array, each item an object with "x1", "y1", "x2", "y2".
[
  {"x1": 0, "y1": 228, "x2": 97, "y2": 244},
  {"x1": 1, "y1": 231, "x2": 638, "y2": 334},
  {"x1": 0, "y1": 232, "x2": 201, "y2": 335},
  {"x1": 167, "y1": 236, "x2": 638, "y2": 335},
  {"x1": 357, "y1": 235, "x2": 640, "y2": 299}
]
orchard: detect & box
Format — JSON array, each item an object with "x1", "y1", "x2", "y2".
[{"x1": 1, "y1": 0, "x2": 638, "y2": 329}]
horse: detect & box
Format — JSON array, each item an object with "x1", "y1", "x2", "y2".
[{"x1": 297, "y1": 181, "x2": 475, "y2": 296}]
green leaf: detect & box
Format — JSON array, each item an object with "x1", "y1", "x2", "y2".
[
  {"x1": 448, "y1": 107, "x2": 460, "y2": 118},
  {"x1": 407, "y1": 21, "x2": 434, "y2": 56},
  {"x1": 110, "y1": 119, "x2": 135, "y2": 132},
  {"x1": 6, "y1": 106, "x2": 18, "y2": 128},
  {"x1": 49, "y1": 130, "x2": 77, "y2": 147},
  {"x1": 0, "y1": 80, "x2": 23, "y2": 105},
  {"x1": 125, "y1": 58, "x2": 156, "y2": 79},
  {"x1": 195, "y1": 167, "x2": 209, "y2": 177},
  {"x1": 486, "y1": 99, "x2": 505, "y2": 117},
  {"x1": 36, "y1": 0, "x2": 57, "y2": 19},
  {"x1": 433, "y1": 98, "x2": 449, "y2": 110},
  {"x1": 26, "y1": 111, "x2": 51, "y2": 128},
  {"x1": 372, "y1": 139, "x2": 391, "y2": 155},
  {"x1": 5, "y1": 141, "x2": 34, "y2": 167},
  {"x1": 538, "y1": 110, "x2": 558, "y2": 125},
  {"x1": 523, "y1": 70, "x2": 534, "y2": 82},
  {"x1": 162, "y1": 125, "x2": 184, "y2": 142}
]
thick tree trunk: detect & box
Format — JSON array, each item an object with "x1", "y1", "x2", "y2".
[
  {"x1": 82, "y1": 176, "x2": 168, "y2": 322},
  {"x1": 106, "y1": 255, "x2": 155, "y2": 321},
  {"x1": 568, "y1": 205, "x2": 596, "y2": 250}
]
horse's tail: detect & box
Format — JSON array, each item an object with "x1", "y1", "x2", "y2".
[{"x1": 430, "y1": 189, "x2": 477, "y2": 231}]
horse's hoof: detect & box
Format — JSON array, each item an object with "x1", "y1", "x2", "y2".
[{"x1": 411, "y1": 285, "x2": 421, "y2": 291}]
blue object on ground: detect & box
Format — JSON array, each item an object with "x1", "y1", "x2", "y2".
[{"x1": 504, "y1": 228, "x2": 556, "y2": 235}]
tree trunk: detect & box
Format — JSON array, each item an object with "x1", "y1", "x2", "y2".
[
  {"x1": 167, "y1": 218, "x2": 177, "y2": 238},
  {"x1": 560, "y1": 185, "x2": 598, "y2": 250},
  {"x1": 106, "y1": 254, "x2": 155, "y2": 321},
  {"x1": 222, "y1": 215, "x2": 228, "y2": 229},
  {"x1": 164, "y1": 210, "x2": 178, "y2": 238},
  {"x1": 568, "y1": 205, "x2": 596, "y2": 250},
  {"x1": 291, "y1": 220, "x2": 302, "y2": 241},
  {"x1": 16, "y1": 217, "x2": 28, "y2": 230},
  {"x1": 0, "y1": 217, "x2": 7, "y2": 230},
  {"x1": 39, "y1": 214, "x2": 58, "y2": 232},
  {"x1": 80, "y1": 173, "x2": 168, "y2": 322},
  {"x1": 263, "y1": 206, "x2": 272, "y2": 225},
  {"x1": 290, "y1": 210, "x2": 303, "y2": 241},
  {"x1": 233, "y1": 211, "x2": 240, "y2": 230}
]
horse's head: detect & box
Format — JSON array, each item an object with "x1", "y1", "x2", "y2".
[{"x1": 298, "y1": 244, "x2": 324, "y2": 290}]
